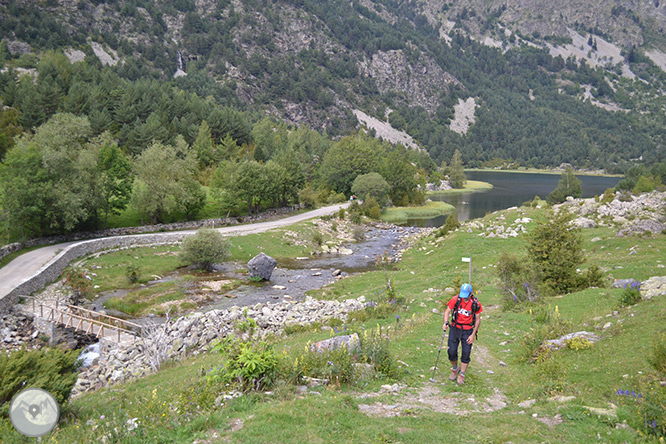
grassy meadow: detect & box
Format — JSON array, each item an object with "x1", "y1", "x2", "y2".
[
  {"x1": 426, "y1": 180, "x2": 494, "y2": 195},
  {"x1": 381, "y1": 200, "x2": 455, "y2": 224},
  {"x1": 2, "y1": 203, "x2": 665, "y2": 443}
]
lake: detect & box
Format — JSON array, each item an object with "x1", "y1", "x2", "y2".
[{"x1": 404, "y1": 170, "x2": 621, "y2": 227}]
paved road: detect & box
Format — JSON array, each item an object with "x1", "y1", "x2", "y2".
[{"x1": 0, "y1": 204, "x2": 348, "y2": 302}]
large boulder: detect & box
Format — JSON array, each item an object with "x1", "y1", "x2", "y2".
[{"x1": 247, "y1": 253, "x2": 277, "y2": 281}]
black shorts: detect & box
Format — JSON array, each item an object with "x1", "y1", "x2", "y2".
[{"x1": 447, "y1": 325, "x2": 474, "y2": 364}]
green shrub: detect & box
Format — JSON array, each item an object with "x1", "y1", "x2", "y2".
[
  {"x1": 565, "y1": 336, "x2": 593, "y2": 350},
  {"x1": 180, "y1": 228, "x2": 231, "y2": 271},
  {"x1": 337, "y1": 208, "x2": 346, "y2": 219},
  {"x1": 209, "y1": 336, "x2": 279, "y2": 391},
  {"x1": 359, "y1": 325, "x2": 399, "y2": 378},
  {"x1": 0, "y1": 348, "x2": 81, "y2": 418},
  {"x1": 282, "y1": 342, "x2": 356, "y2": 384},
  {"x1": 600, "y1": 188, "x2": 615, "y2": 204},
  {"x1": 497, "y1": 253, "x2": 541, "y2": 308},
  {"x1": 281, "y1": 325, "x2": 399, "y2": 385},
  {"x1": 126, "y1": 264, "x2": 140, "y2": 284},
  {"x1": 632, "y1": 175, "x2": 660, "y2": 194},
  {"x1": 349, "y1": 212, "x2": 362, "y2": 224},
  {"x1": 435, "y1": 213, "x2": 460, "y2": 237},
  {"x1": 298, "y1": 185, "x2": 318, "y2": 208},
  {"x1": 618, "y1": 191, "x2": 633, "y2": 202},
  {"x1": 352, "y1": 225, "x2": 366, "y2": 241},
  {"x1": 519, "y1": 306, "x2": 570, "y2": 362},
  {"x1": 311, "y1": 230, "x2": 324, "y2": 247},
  {"x1": 577, "y1": 265, "x2": 606, "y2": 289},
  {"x1": 619, "y1": 285, "x2": 642, "y2": 307},
  {"x1": 534, "y1": 351, "x2": 567, "y2": 395},
  {"x1": 327, "y1": 191, "x2": 346, "y2": 204},
  {"x1": 526, "y1": 210, "x2": 583, "y2": 294},
  {"x1": 63, "y1": 267, "x2": 92, "y2": 299},
  {"x1": 361, "y1": 196, "x2": 382, "y2": 220}
]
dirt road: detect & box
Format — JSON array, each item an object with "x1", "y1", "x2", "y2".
[{"x1": 0, "y1": 204, "x2": 348, "y2": 304}]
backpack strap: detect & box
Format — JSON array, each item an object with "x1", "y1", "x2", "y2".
[
  {"x1": 452, "y1": 295, "x2": 480, "y2": 329},
  {"x1": 451, "y1": 296, "x2": 462, "y2": 327}
]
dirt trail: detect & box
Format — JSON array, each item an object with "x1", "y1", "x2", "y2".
[{"x1": 357, "y1": 305, "x2": 511, "y2": 417}]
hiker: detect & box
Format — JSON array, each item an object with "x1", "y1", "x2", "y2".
[{"x1": 442, "y1": 283, "x2": 482, "y2": 385}]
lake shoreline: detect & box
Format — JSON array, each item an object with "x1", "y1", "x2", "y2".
[
  {"x1": 381, "y1": 200, "x2": 455, "y2": 224},
  {"x1": 467, "y1": 168, "x2": 623, "y2": 178},
  {"x1": 426, "y1": 180, "x2": 493, "y2": 195}
]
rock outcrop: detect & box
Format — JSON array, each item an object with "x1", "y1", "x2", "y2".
[
  {"x1": 555, "y1": 191, "x2": 666, "y2": 237},
  {"x1": 640, "y1": 276, "x2": 666, "y2": 300}
]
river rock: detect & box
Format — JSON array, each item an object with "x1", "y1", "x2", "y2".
[{"x1": 247, "y1": 253, "x2": 277, "y2": 281}]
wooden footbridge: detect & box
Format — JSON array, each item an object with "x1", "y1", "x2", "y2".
[{"x1": 27, "y1": 297, "x2": 143, "y2": 343}]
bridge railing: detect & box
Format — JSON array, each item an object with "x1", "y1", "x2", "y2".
[{"x1": 26, "y1": 297, "x2": 143, "y2": 342}]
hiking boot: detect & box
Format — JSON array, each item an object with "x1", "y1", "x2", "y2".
[
  {"x1": 448, "y1": 367, "x2": 460, "y2": 381},
  {"x1": 456, "y1": 371, "x2": 466, "y2": 386}
]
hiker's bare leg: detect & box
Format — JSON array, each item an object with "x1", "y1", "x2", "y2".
[
  {"x1": 460, "y1": 362, "x2": 469, "y2": 373},
  {"x1": 449, "y1": 360, "x2": 459, "y2": 380}
]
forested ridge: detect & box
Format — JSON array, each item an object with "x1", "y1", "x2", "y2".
[{"x1": 1, "y1": 0, "x2": 665, "y2": 241}]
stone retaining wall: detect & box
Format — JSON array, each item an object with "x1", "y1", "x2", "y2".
[
  {"x1": 0, "y1": 205, "x2": 302, "y2": 262},
  {"x1": 0, "y1": 205, "x2": 304, "y2": 312},
  {"x1": 72, "y1": 295, "x2": 367, "y2": 396},
  {"x1": 0, "y1": 232, "x2": 187, "y2": 312},
  {"x1": 0, "y1": 243, "x2": 22, "y2": 261}
]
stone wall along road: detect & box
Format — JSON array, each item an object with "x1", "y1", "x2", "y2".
[{"x1": 0, "y1": 204, "x2": 348, "y2": 312}]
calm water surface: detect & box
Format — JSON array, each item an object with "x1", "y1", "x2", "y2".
[{"x1": 406, "y1": 171, "x2": 620, "y2": 226}]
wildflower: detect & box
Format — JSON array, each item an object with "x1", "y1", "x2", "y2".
[
  {"x1": 395, "y1": 314, "x2": 400, "y2": 322},
  {"x1": 100, "y1": 415, "x2": 105, "y2": 420}
]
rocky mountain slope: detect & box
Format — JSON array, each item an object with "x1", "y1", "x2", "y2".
[{"x1": 2, "y1": 0, "x2": 666, "y2": 168}]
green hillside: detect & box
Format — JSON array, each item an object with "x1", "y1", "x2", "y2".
[{"x1": 1, "y1": 201, "x2": 664, "y2": 443}]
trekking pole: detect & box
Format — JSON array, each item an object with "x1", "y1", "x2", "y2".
[{"x1": 429, "y1": 328, "x2": 447, "y2": 382}]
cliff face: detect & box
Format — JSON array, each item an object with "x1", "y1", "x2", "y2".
[
  {"x1": 421, "y1": 0, "x2": 666, "y2": 50},
  {"x1": 357, "y1": 48, "x2": 460, "y2": 115}
]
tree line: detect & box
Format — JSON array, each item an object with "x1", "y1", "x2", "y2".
[{"x1": 0, "y1": 108, "x2": 427, "y2": 241}]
